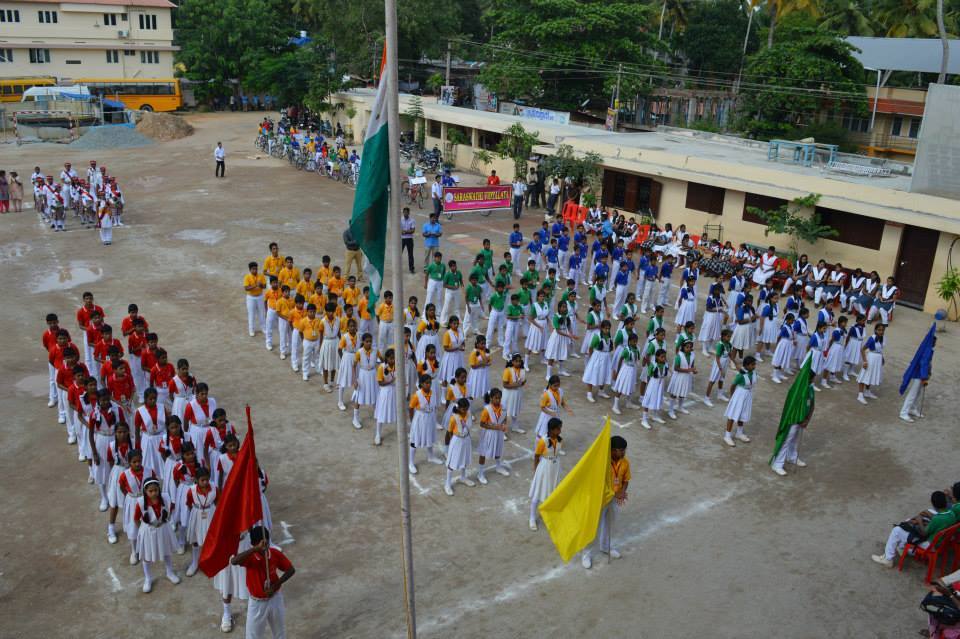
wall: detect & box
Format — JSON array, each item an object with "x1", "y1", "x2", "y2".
[
  {"x1": 911, "y1": 84, "x2": 960, "y2": 199},
  {"x1": 1, "y1": 48, "x2": 174, "y2": 78}
]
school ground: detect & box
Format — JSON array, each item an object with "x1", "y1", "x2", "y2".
[{"x1": 2, "y1": 111, "x2": 959, "y2": 638}]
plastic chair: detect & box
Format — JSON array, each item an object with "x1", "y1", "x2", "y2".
[
  {"x1": 898, "y1": 523, "x2": 960, "y2": 583},
  {"x1": 690, "y1": 234, "x2": 701, "y2": 246}
]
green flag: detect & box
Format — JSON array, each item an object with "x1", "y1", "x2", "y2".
[
  {"x1": 348, "y1": 61, "x2": 390, "y2": 313},
  {"x1": 769, "y1": 353, "x2": 816, "y2": 464}
]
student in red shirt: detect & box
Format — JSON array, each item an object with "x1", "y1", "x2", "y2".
[
  {"x1": 231, "y1": 525, "x2": 295, "y2": 638},
  {"x1": 42, "y1": 313, "x2": 61, "y2": 407},
  {"x1": 48, "y1": 330, "x2": 77, "y2": 419},
  {"x1": 150, "y1": 347, "x2": 175, "y2": 408},
  {"x1": 84, "y1": 310, "x2": 104, "y2": 372},
  {"x1": 107, "y1": 362, "x2": 136, "y2": 421},
  {"x1": 94, "y1": 325, "x2": 124, "y2": 380},
  {"x1": 56, "y1": 348, "x2": 87, "y2": 436},
  {"x1": 127, "y1": 317, "x2": 148, "y2": 402},
  {"x1": 120, "y1": 302, "x2": 149, "y2": 337},
  {"x1": 487, "y1": 170, "x2": 501, "y2": 185}
]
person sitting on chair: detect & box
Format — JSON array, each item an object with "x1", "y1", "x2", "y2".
[{"x1": 872, "y1": 491, "x2": 956, "y2": 568}]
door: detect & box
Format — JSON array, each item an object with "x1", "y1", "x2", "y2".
[{"x1": 895, "y1": 225, "x2": 939, "y2": 307}]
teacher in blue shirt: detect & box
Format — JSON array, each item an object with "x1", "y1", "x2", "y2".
[{"x1": 422, "y1": 212, "x2": 443, "y2": 267}]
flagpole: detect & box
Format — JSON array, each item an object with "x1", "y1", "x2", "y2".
[{"x1": 384, "y1": 0, "x2": 417, "y2": 635}]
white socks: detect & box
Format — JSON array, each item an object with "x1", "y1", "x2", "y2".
[
  {"x1": 375, "y1": 422, "x2": 382, "y2": 439},
  {"x1": 477, "y1": 463, "x2": 486, "y2": 479},
  {"x1": 445, "y1": 468, "x2": 454, "y2": 489},
  {"x1": 142, "y1": 560, "x2": 152, "y2": 581},
  {"x1": 546, "y1": 364, "x2": 553, "y2": 378},
  {"x1": 190, "y1": 547, "x2": 199, "y2": 571},
  {"x1": 108, "y1": 523, "x2": 116, "y2": 535},
  {"x1": 408, "y1": 447, "x2": 416, "y2": 466},
  {"x1": 337, "y1": 388, "x2": 343, "y2": 404},
  {"x1": 223, "y1": 602, "x2": 232, "y2": 617},
  {"x1": 353, "y1": 408, "x2": 360, "y2": 421},
  {"x1": 529, "y1": 500, "x2": 539, "y2": 526}
]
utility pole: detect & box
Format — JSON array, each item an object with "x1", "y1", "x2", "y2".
[
  {"x1": 445, "y1": 40, "x2": 452, "y2": 87},
  {"x1": 611, "y1": 63, "x2": 622, "y2": 130}
]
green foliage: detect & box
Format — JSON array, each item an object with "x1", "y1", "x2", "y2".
[
  {"x1": 447, "y1": 127, "x2": 469, "y2": 146},
  {"x1": 495, "y1": 123, "x2": 540, "y2": 179},
  {"x1": 749, "y1": 194, "x2": 837, "y2": 257},
  {"x1": 687, "y1": 119, "x2": 722, "y2": 133},
  {"x1": 819, "y1": 0, "x2": 878, "y2": 35},
  {"x1": 675, "y1": 0, "x2": 759, "y2": 77},
  {"x1": 792, "y1": 121, "x2": 855, "y2": 152},
  {"x1": 540, "y1": 144, "x2": 603, "y2": 191},
  {"x1": 426, "y1": 73, "x2": 444, "y2": 94},
  {"x1": 936, "y1": 267, "x2": 960, "y2": 319},
  {"x1": 405, "y1": 96, "x2": 426, "y2": 147},
  {"x1": 245, "y1": 42, "x2": 344, "y2": 111},
  {"x1": 473, "y1": 149, "x2": 494, "y2": 167},
  {"x1": 478, "y1": 0, "x2": 661, "y2": 109},
  {"x1": 734, "y1": 24, "x2": 867, "y2": 140}
]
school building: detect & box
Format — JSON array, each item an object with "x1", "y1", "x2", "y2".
[{"x1": 334, "y1": 88, "x2": 960, "y2": 315}]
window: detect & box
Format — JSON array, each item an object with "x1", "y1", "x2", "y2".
[
  {"x1": 742, "y1": 193, "x2": 787, "y2": 224},
  {"x1": 104, "y1": 13, "x2": 117, "y2": 26},
  {"x1": 909, "y1": 118, "x2": 921, "y2": 138},
  {"x1": 28, "y1": 48, "x2": 51, "y2": 64},
  {"x1": 1, "y1": 9, "x2": 21, "y2": 22},
  {"x1": 842, "y1": 113, "x2": 869, "y2": 134},
  {"x1": 140, "y1": 50, "x2": 160, "y2": 64},
  {"x1": 139, "y1": 13, "x2": 157, "y2": 29},
  {"x1": 478, "y1": 130, "x2": 502, "y2": 150},
  {"x1": 124, "y1": 49, "x2": 135, "y2": 56},
  {"x1": 891, "y1": 116, "x2": 903, "y2": 137},
  {"x1": 816, "y1": 207, "x2": 884, "y2": 250},
  {"x1": 106, "y1": 50, "x2": 119, "y2": 63},
  {"x1": 121, "y1": 13, "x2": 128, "y2": 21},
  {"x1": 427, "y1": 119, "x2": 441, "y2": 138},
  {"x1": 38, "y1": 10, "x2": 57, "y2": 23},
  {"x1": 685, "y1": 182, "x2": 725, "y2": 215},
  {"x1": 0, "y1": 48, "x2": 12, "y2": 63}
]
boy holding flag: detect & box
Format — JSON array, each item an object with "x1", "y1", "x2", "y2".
[
  {"x1": 582, "y1": 435, "x2": 630, "y2": 569},
  {"x1": 770, "y1": 355, "x2": 816, "y2": 476},
  {"x1": 899, "y1": 324, "x2": 936, "y2": 423}
]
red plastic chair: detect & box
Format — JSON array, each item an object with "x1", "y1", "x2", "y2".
[
  {"x1": 562, "y1": 200, "x2": 579, "y2": 226},
  {"x1": 898, "y1": 523, "x2": 960, "y2": 583}
]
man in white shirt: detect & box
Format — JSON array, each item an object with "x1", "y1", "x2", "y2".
[
  {"x1": 214, "y1": 142, "x2": 226, "y2": 178},
  {"x1": 511, "y1": 177, "x2": 527, "y2": 220},
  {"x1": 546, "y1": 178, "x2": 561, "y2": 216},
  {"x1": 60, "y1": 162, "x2": 77, "y2": 210},
  {"x1": 431, "y1": 175, "x2": 443, "y2": 216},
  {"x1": 87, "y1": 161, "x2": 102, "y2": 192},
  {"x1": 400, "y1": 207, "x2": 416, "y2": 273}
]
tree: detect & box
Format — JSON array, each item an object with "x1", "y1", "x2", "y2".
[
  {"x1": 937, "y1": 0, "x2": 950, "y2": 83},
  {"x1": 748, "y1": 193, "x2": 837, "y2": 258},
  {"x1": 495, "y1": 123, "x2": 540, "y2": 179},
  {"x1": 404, "y1": 95, "x2": 426, "y2": 148},
  {"x1": 819, "y1": 0, "x2": 877, "y2": 35},
  {"x1": 540, "y1": 144, "x2": 603, "y2": 191},
  {"x1": 875, "y1": 0, "x2": 957, "y2": 37},
  {"x1": 245, "y1": 42, "x2": 344, "y2": 111},
  {"x1": 734, "y1": 23, "x2": 867, "y2": 140},
  {"x1": 676, "y1": 0, "x2": 759, "y2": 78},
  {"x1": 478, "y1": 0, "x2": 660, "y2": 110},
  {"x1": 765, "y1": 0, "x2": 822, "y2": 47}
]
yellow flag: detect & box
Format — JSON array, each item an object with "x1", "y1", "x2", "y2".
[{"x1": 538, "y1": 417, "x2": 615, "y2": 562}]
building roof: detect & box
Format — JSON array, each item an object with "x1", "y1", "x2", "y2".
[
  {"x1": 17, "y1": 0, "x2": 176, "y2": 7},
  {"x1": 846, "y1": 36, "x2": 960, "y2": 74}
]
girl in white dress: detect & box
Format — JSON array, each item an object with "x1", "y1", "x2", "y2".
[
  {"x1": 438, "y1": 317, "x2": 466, "y2": 390},
  {"x1": 415, "y1": 304, "x2": 441, "y2": 362},
  {"x1": 443, "y1": 399, "x2": 475, "y2": 496},
  {"x1": 441, "y1": 368, "x2": 470, "y2": 436},
  {"x1": 857, "y1": 324, "x2": 886, "y2": 404},
  {"x1": 184, "y1": 467, "x2": 217, "y2": 577},
  {"x1": 134, "y1": 478, "x2": 181, "y2": 593},
  {"x1": 824, "y1": 315, "x2": 849, "y2": 385},
  {"x1": 336, "y1": 320, "x2": 358, "y2": 411},
  {"x1": 97, "y1": 202, "x2": 113, "y2": 245},
  {"x1": 167, "y1": 359, "x2": 196, "y2": 422},
  {"x1": 770, "y1": 313, "x2": 796, "y2": 384},
  {"x1": 90, "y1": 390, "x2": 123, "y2": 512},
  {"x1": 416, "y1": 344, "x2": 442, "y2": 427},
  {"x1": 171, "y1": 443, "x2": 201, "y2": 553},
  {"x1": 545, "y1": 300, "x2": 576, "y2": 379},
  {"x1": 703, "y1": 329, "x2": 735, "y2": 406},
  {"x1": 674, "y1": 277, "x2": 697, "y2": 333},
  {"x1": 528, "y1": 418, "x2": 563, "y2": 531},
  {"x1": 476, "y1": 389, "x2": 511, "y2": 484},
  {"x1": 373, "y1": 349, "x2": 397, "y2": 446},
  {"x1": 117, "y1": 450, "x2": 149, "y2": 562},
  {"x1": 106, "y1": 422, "x2": 133, "y2": 544},
  {"x1": 403, "y1": 296, "x2": 421, "y2": 352},
  {"x1": 723, "y1": 356, "x2": 757, "y2": 447},
  {"x1": 159, "y1": 417, "x2": 185, "y2": 503},
  {"x1": 134, "y1": 389, "x2": 167, "y2": 479},
  {"x1": 792, "y1": 308, "x2": 811, "y2": 371},
  {"x1": 535, "y1": 375, "x2": 573, "y2": 444},
  {"x1": 501, "y1": 354, "x2": 527, "y2": 434},
  {"x1": 757, "y1": 292, "x2": 780, "y2": 361},
  {"x1": 666, "y1": 340, "x2": 697, "y2": 419},
  {"x1": 842, "y1": 314, "x2": 866, "y2": 381},
  {"x1": 871, "y1": 277, "x2": 899, "y2": 325},
  {"x1": 583, "y1": 320, "x2": 614, "y2": 403},
  {"x1": 611, "y1": 332, "x2": 641, "y2": 415},
  {"x1": 318, "y1": 303, "x2": 341, "y2": 392},
  {"x1": 407, "y1": 375, "x2": 444, "y2": 474},
  {"x1": 524, "y1": 289, "x2": 550, "y2": 369},
  {"x1": 579, "y1": 300, "x2": 602, "y2": 357},
  {"x1": 351, "y1": 333, "x2": 379, "y2": 430},
  {"x1": 640, "y1": 349, "x2": 670, "y2": 429},
  {"x1": 807, "y1": 323, "x2": 830, "y2": 390},
  {"x1": 699, "y1": 287, "x2": 727, "y2": 356},
  {"x1": 731, "y1": 295, "x2": 756, "y2": 358},
  {"x1": 402, "y1": 327, "x2": 419, "y2": 394},
  {"x1": 466, "y1": 335, "x2": 492, "y2": 402}
]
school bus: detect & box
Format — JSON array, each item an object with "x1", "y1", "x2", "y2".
[
  {"x1": 72, "y1": 78, "x2": 183, "y2": 112},
  {"x1": 0, "y1": 77, "x2": 56, "y2": 102}
]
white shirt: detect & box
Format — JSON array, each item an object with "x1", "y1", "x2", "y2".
[
  {"x1": 400, "y1": 216, "x2": 415, "y2": 238},
  {"x1": 60, "y1": 169, "x2": 77, "y2": 185},
  {"x1": 214, "y1": 146, "x2": 225, "y2": 161},
  {"x1": 431, "y1": 182, "x2": 442, "y2": 199},
  {"x1": 550, "y1": 184, "x2": 560, "y2": 195},
  {"x1": 512, "y1": 181, "x2": 527, "y2": 197}
]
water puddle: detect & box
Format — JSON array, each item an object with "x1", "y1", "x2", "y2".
[
  {"x1": 31, "y1": 262, "x2": 103, "y2": 293},
  {"x1": 171, "y1": 229, "x2": 225, "y2": 245},
  {"x1": 15, "y1": 374, "x2": 49, "y2": 398}
]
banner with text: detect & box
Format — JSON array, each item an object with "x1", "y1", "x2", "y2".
[{"x1": 442, "y1": 185, "x2": 512, "y2": 213}]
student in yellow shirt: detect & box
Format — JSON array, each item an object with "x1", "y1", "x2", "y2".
[
  {"x1": 327, "y1": 266, "x2": 345, "y2": 299},
  {"x1": 264, "y1": 276, "x2": 283, "y2": 352},
  {"x1": 375, "y1": 290, "x2": 395, "y2": 350},
  {"x1": 244, "y1": 262, "x2": 267, "y2": 337},
  {"x1": 318, "y1": 302, "x2": 341, "y2": 391},
  {"x1": 263, "y1": 243, "x2": 283, "y2": 282},
  {"x1": 277, "y1": 286, "x2": 294, "y2": 361},
  {"x1": 339, "y1": 304, "x2": 355, "y2": 334},
  {"x1": 336, "y1": 318, "x2": 359, "y2": 411},
  {"x1": 278, "y1": 256, "x2": 300, "y2": 291},
  {"x1": 342, "y1": 275, "x2": 360, "y2": 309},
  {"x1": 357, "y1": 287, "x2": 375, "y2": 344},
  {"x1": 296, "y1": 268, "x2": 314, "y2": 301},
  {"x1": 289, "y1": 295, "x2": 306, "y2": 373},
  {"x1": 316, "y1": 255, "x2": 332, "y2": 289},
  {"x1": 582, "y1": 435, "x2": 630, "y2": 569},
  {"x1": 298, "y1": 303, "x2": 323, "y2": 382},
  {"x1": 308, "y1": 280, "x2": 327, "y2": 313}
]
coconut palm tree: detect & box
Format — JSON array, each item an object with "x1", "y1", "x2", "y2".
[
  {"x1": 819, "y1": 0, "x2": 876, "y2": 35},
  {"x1": 937, "y1": 0, "x2": 950, "y2": 82},
  {"x1": 766, "y1": 0, "x2": 822, "y2": 47},
  {"x1": 876, "y1": 0, "x2": 940, "y2": 37}
]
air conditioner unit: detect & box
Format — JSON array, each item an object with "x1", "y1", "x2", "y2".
[{"x1": 118, "y1": 29, "x2": 129, "y2": 38}]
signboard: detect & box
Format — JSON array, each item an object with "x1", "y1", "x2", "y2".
[
  {"x1": 473, "y1": 84, "x2": 498, "y2": 113},
  {"x1": 439, "y1": 85, "x2": 456, "y2": 106},
  {"x1": 442, "y1": 185, "x2": 512, "y2": 213},
  {"x1": 518, "y1": 106, "x2": 570, "y2": 126}
]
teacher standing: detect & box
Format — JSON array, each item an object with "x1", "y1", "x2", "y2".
[{"x1": 214, "y1": 142, "x2": 226, "y2": 178}]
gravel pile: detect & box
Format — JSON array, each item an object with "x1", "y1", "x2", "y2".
[
  {"x1": 136, "y1": 112, "x2": 194, "y2": 141},
  {"x1": 71, "y1": 125, "x2": 153, "y2": 150}
]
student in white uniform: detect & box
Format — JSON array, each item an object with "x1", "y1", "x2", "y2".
[
  {"x1": 528, "y1": 418, "x2": 563, "y2": 531},
  {"x1": 336, "y1": 320, "x2": 359, "y2": 411},
  {"x1": 703, "y1": 329, "x2": 735, "y2": 406},
  {"x1": 476, "y1": 389, "x2": 511, "y2": 484},
  {"x1": 318, "y1": 303, "x2": 341, "y2": 392},
  {"x1": 722, "y1": 356, "x2": 757, "y2": 447},
  {"x1": 407, "y1": 375, "x2": 445, "y2": 474},
  {"x1": 666, "y1": 339, "x2": 697, "y2": 419},
  {"x1": 351, "y1": 334, "x2": 379, "y2": 430},
  {"x1": 373, "y1": 349, "x2": 397, "y2": 446},
  {"x1": 134, "y1": 478, "x2": 181, "y2": 593},
  {"x1": 183, "y1": 467, "x2": 217, "y2": 577},
  {"x1": 443, "y1": 399, "x2": 475, "y2": 495},
  {"x1": 857, "y1": 324, "x2": 886, "y2": 404}
]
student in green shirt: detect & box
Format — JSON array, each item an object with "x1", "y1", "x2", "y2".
[
  {"x1": 564, "y1": 289, "x2": 580, "y2": 359},
  {"x1": 639, "y1": 327, "x2": 667, "y2": 398},
  {"x1": 589, "y1": 276, "x2": 607, "y2": 315},
  {"x1": 494, "y1": 264, "x2": 512, "y2": 291},
  {"x1": 580, "y1": 299, "x2": 603, "y2": 359},
  {"x1": 872, "y1": 491, "x2": 957, "y2": 567},
  {"x1": 463, "y1": 272, "x2": 485, "y2": 335},
  {"x1": 480, "y1": 238, "x2": 494, "y2": 274},
  {"x1": 703, "y1": 328, "x2": 735, "y2": 407},
  {"x1": 440, "y1": 259, "x2": 463, "y2": 325},
  {"x1": 675, "y1": 321, "x2": 696, "y2": 352},
  {"x1": 617, "y1": 292, "x2": 638, "y2": 331},
  {"x1": 545, "y1": 299, "x2": 576, "y2": 379},
  {"x1": 424, "y1": 252, "x2": 446, "y2": 310},
  {"x1": 504, "y1": 293, "x2": 524, "y2": 360},
  {"x1": 500, "y1": 251, "x2": 514, "y2": 285},
  {"x1": 612, "y1": 331, "x2": 641, "y2": 415},
  {"x1": 485, "y1": 280, "x2": 507, "y2": 351},
  {"x1": 646, "y1": 305, "x2": 665, "y2": 337},
  {"x1": 522, "y1": 260, "x2": 540, "y2": 286}
]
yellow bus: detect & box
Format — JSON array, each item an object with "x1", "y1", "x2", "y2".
[
  {"x1": 72, "y1": 78, "x2": 182, "y2": 112},
  {"x1": 0, "y1": 77, "x2": 56, "y2": 102}
]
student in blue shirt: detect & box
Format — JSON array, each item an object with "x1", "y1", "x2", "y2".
[
  {"x1": 527, "y1": 236, "x2": 544, "y2": 271},
  {"x1": 639, "y1": 259, "x2": 659, "y2": 313},
  {"x1": 593, "y1": 257, "x2": 610, "y2": 287},
  {"x1": 441, "y1": 169, "x2": 456, "y2": 187},
  {"x1": 567, "y1": 251, "x2": 583, "y2": 283},
  {"x1": 656, "y1": 256, "x2": 675, "y2": 307},
  {"x1": 612, "y1": 262, "x2": 632, "y2": 313},
  {"x1": 422, "y1": 213, "x2": 443, "y2": 265},
  {"x1": 557, "y1": 232, "x2": 571, "y2": 261},
  {"x1": 509, "y1": 223, "x2": 524, "y2": 275},
  {"x1": 574, "y1": 226, "x2": 587, "y2": 245},
  {"x1": 545, "y1": 240, "x2": 560, "y2": 270},
  {"x1": 550, "y1": 220, "x2": 565, "y2": 239}
]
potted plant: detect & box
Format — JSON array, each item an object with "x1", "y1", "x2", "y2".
[
  {"x1": 936, "y1": 267, "x2": 960, "y2": 321},
  {"x1": 344, "y1": 106, "x2": 357, "y2": 143}
]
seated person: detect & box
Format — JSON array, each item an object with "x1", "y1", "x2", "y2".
[{"x1": 872, "y1": 491, "x2": 956, "y2": 568}]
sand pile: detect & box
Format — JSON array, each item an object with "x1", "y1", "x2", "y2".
[
  {"x1": 135, "y1": 111, "x2": 194, "y2": 141},
  {"x1": 71, "y1": 125, "x2": 153, "y2": 150}
]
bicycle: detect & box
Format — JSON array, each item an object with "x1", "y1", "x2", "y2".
[{"x1": 401, "y1": 179, "x2": 425, "y2": 209}]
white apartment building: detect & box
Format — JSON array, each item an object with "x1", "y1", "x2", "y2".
[{"x1": 0, "y1": 0, "x2": 177, "y2": 80}]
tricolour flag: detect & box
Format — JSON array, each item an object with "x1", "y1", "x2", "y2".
[
  {"x1": 198, "y1": 408, "x2": 264, "y2": 577},
  {"x1": 769, "y1": 353, "x2": 816, "y2": 464},
  {"x1": 349, "y1": 47, "x2": 390, "y2": 314},
  {"x1": 899, "y1": 322, "x2": 936, "y2": 395},
  {"x1": 538, "y1": 417, "x2": 615, "y2": 562}
]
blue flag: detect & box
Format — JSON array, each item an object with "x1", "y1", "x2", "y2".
[{"x1": 899, "y1": 323, "x2": 936, "y2": 395}]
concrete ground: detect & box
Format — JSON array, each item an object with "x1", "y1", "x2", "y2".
[{"x1": 2, "y1": 111, "x2": 958, "y2": 638}]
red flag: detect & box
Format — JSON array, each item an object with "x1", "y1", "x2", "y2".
[{"x1": 198, "y1": 405, "x2": 264, "y2": 578}]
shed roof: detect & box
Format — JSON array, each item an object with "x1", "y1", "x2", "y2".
[{"x1": 846, "y1": 36, "x2": 960, "y2": 74}]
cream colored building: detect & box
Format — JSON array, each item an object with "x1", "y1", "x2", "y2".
[
  {"x1": 335, "y1": 89, "x2": 960, "y2": 315},
  {"x1": 0, "y1": 0, "x2": 176, "y2": 80}
]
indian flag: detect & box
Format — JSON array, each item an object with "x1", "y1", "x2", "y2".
[{"x1": 349, "y1": 50, "x2": 390, "y2": 313}]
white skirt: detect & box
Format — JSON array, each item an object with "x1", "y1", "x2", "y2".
[
  {"x1": 171, "y1": 396, "x2": 190, "y2": 422},
  {"x1": 466, "y1": 367, "x2": 490, "y2": 400},
  {"x1": 404, "y1": 359, "x2": 418, "y2": 393},
  {"x1": 761, "y1": 320, "x2": 780, "y2": 344},
  {"x1": 579, "y1": 328, "x2": 598, "y2": 354},
  {"x1": 529, "y1": 457, "x2": 561, "y2": 502},
  {"x1": 136, "y1": 522, "x2": 177, "y2": 562},
  {"x1": 525, "y1": 322, "x2": 547, "y2": 352},
  {"x1": 352, "y1": 368, "x2": 378, "y2": 406},
  {"x1": 107, "y1": 464, "x2": 126, "y2": 508},
  {"x1": 409, "y1": 411, "x2": 436, "y2": 449},
  {"x1": 844, "y1": 337, "x2": 863, "y2": 366},
  {"x1": 92, "y1": 433, "x2": 113, "y2": 486},
  {"x1": 123, "y1": 493, "x2": 140, "y2": 540},
  {"x1": 724, "y1": 385, "x2": 753, "y2": 422},
  {"x1": 731, "y1": 324, "x2": 752, "y2": 350},
  {"x1": 857, "y1": 351, "x2": 883, "y2": 386},
  {"x1": 416, "y1": 333, "x2": 440, "y2": 362},
  {"x1": 666, "y1": 371, "x2": 693, "y2": 398},
  {"x1": 708, "y1": 357, "x2": 729, "y2": 383},
  {"x1": 140, "y1": 433, "x2": 164, "y2": 479},
  {"x1": 582, "y1": 351, "x2": 613, "y2": 386},
  {"x1": 78, "y1": 422, "x2": 93, "y2": 460},
  {"x1": 535, "y1": 411, "x2": 554, "y2": 439},
  {"x1": 545, "y1": 332, "x2": 569, "y2": 361},
  {"x1": 374, "y1": 384, "x2": 397, "y2": 423},
  {"x1": 675, "y1": 299, "x2": 696, "y2": 326},
  {"x1": 438, "y1": 350, "x2": 465, "y2": 383},
  {"x1": 642, "y1": 377, "x2": 666, "y2": 410},
  {"x1": 161, "y1": 458, "x2": 179, "y2": 502},
  {"x1": 809, "y1": 349, "x2": 825, "y2": 374},
  {"x1": 214, "y1": 534, "x2": 249, "y2": 600},
  {"x1": 502, "y1": 388, "x2": 523, "y2": 418},
  {"x1": 446, "y1": 434, "x2": 472, "y2": 470},
  {"x1": 186, "y1": 505, "x2": 215, "y2": 545},
  {"x1": 477, "y1": 428, "x2": 505, "y2": 459},
  {"x1": 699, "y1": 312, "x2": 723, "y2": 344},
  {"x1": 336, "y1": 351, "x2": 356, "y2": 388},
  {"x1": 772, "y1": 339, "x2": 793, "y2": 369},
  {"x1": 825, "y1": 343, "x2": 845, "y2": 372},
  {"x1": 612, "y1": 363, "x2": 637, "y2": 396},
  {"x1": 318, "y1": 339, "x2": 339, "y2": 371}
]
